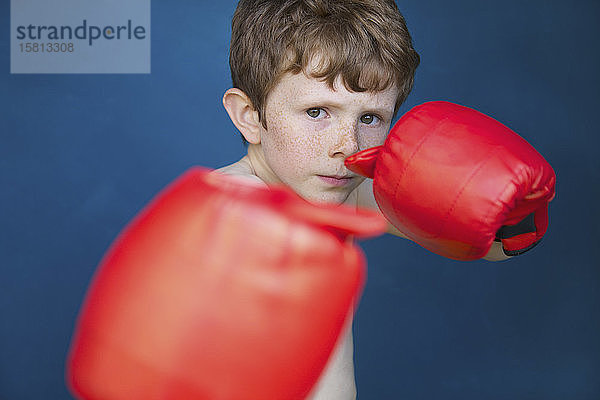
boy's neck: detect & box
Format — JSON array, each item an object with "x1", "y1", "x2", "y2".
[{"x1": 247, "y1": 143, "x2": 281, "y2": 185}]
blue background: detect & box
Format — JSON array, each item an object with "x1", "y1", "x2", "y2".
[{"x1": 1, "y1": 0, "x2": 598, "y2": 399}]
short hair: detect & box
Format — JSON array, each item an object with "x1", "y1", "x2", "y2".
[{"x1": 230, "y1": 0, "x2": 420, "y2": 129}]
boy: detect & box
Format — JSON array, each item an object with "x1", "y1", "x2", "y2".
[
  {"x1": 65, "y1": 2, "x2": 553, "y2": 399},
  {"x1": 217, "y1": 0, "x2": 520, "y2": 398},
  {"x1": 216, "y1": 1, "x2": 418, "y2": 397}
]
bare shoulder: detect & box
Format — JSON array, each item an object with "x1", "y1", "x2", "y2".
[
  {"x1": 353, "y1": 178, "x2": 409, "y2": 239},
  {"x1": 352, "y1": 178, "x2": 378, "y2": 210},
  {"x1": 212, "y1": 156, "x2": 267, "y2": 187}
]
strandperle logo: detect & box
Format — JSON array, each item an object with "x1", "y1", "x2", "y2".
[
  {"x1": 15, "y1": 19, "x2": 147, "y2": 47},
  {"x1": 11, "y1": 0, "x2": 151, "y2": 74}
]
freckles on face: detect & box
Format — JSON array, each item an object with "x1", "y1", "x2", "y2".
[
  {"x1": 258, "y1": 72, "x2": 398, "y2": 203},
  {"x1": 358, "y1": 120, "x2": 389, "y2": 149},
  {"x1": 261, "y1": 88, "x2": 328, "y2": 183}
]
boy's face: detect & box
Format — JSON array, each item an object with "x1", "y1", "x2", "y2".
[{"x1": 257, "y1": 72, "x2": 399, "y2": 204}]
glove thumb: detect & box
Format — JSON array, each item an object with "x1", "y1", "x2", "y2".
[{"x1": 344, "y1": 146, "x2": 382, "y2": 179}]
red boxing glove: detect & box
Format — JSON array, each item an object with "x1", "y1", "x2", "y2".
[
  {"x1": 66, "y1": 168, "x2": 386, "y2": 400},
  {"x1": 345, "y1": 101, "x2": 556, "y2": 261}
]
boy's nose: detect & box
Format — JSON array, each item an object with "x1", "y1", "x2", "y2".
[{"x1": 328, "y1": 124, "x2": 359, "y2": 158}]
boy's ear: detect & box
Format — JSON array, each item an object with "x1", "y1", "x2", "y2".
[{"x1": 222, "y1": 88, "x2": 262, "y2": 144}]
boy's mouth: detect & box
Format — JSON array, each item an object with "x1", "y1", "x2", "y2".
[{"x1": 317, "y1": 174, "x2": 354, "y2": 187}]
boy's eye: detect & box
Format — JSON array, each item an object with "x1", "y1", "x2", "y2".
[
  {"x1": 360, "y1": 114, "x2": 379, "y2": 125},
  {"x1": 306, "y1": 108, "x2": 324, "y2": 119}
]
